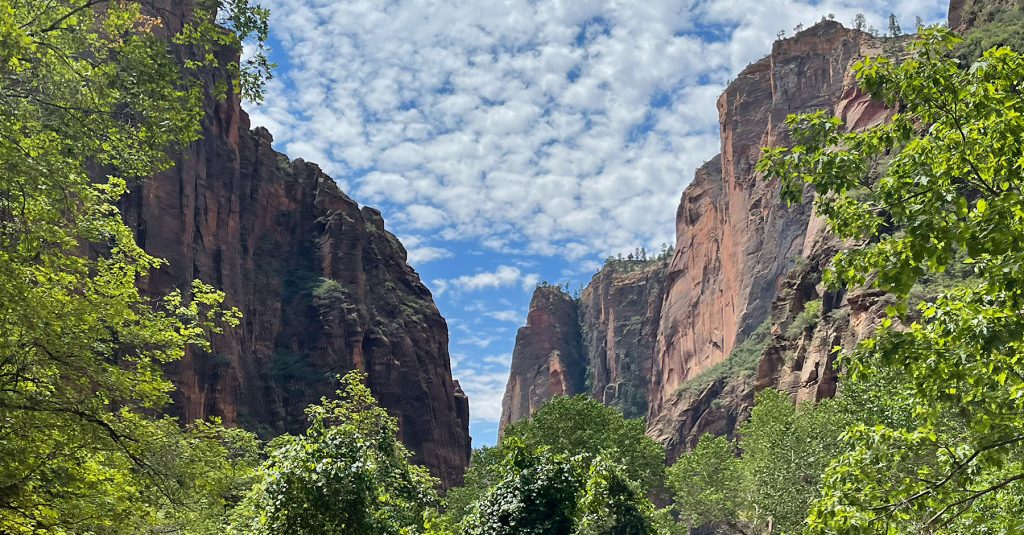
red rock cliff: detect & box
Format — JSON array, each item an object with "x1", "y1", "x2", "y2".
[
  {"x1": 648, "y1": 22, "x2": 895, "y2": 420},
  {"x1": 499, "y1": 287, "x2": 585, "y2": 431},
  {"x1": 498, "y1": 22, "x2": 899, "y2": 460},
  {"x1": 122, "y1": 0, "x2": 471, "y2": 488}
]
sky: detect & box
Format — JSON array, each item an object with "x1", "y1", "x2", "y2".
[{"x1": 244, "y1": 0, "x2": 949, "y2": 447}]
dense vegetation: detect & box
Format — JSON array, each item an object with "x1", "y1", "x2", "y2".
[
  {"x1": 0, "y1": 0, "x2": 270, "y2": 532},
  {"x1": 3, "y1": 0, "x2": 1024, "y2": 533}
]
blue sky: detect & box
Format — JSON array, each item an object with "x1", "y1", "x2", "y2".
[{"x1": 244, "y1": 0, "x2": 948, "y2": 447}]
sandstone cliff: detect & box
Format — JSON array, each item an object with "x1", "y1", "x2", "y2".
[
  {"x1": 499, "y1": 21, "x2": 900, "y2": 459},
  {"x1": 122, "y1": 0, "x2": 471, "y2": 488},
  {"x1": 499, "y1": 260, "x2": 668, "y2": 427},
  {"x1": 649, "y1": 22, "x2": 898, "y2": 421},
  {"x1": 578, "y1": 263, "x2": 667, "y2": 420},
  {"x1": 499, "y1": 287, "x2": 585, "y2": 432}
]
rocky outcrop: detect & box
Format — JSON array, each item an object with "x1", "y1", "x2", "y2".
[
  {"x1": 577, "y1": 263, "x2": 667, "y2": 419},
  {"x1": 499, "y1": 287, "x2": 585, "y2": 432},
  {"x1": 648, "y1": 22, "x2": 896, "y2": 422},
  {"x1": 948, "y1": 0, "x2": 1021, "y2": 31},
  {"x1": 122, "y1": 0, "x2": 471, "y2": 488},
  {"x1": 498, "y1": 260, "x2": 669, "y2": 429}
]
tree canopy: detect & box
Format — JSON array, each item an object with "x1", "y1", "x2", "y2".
[
  {"x1": 228, "y1": 372, "x2": 438, "y2": 535},
  {"x1": 0, "y1": 1, "x2": 269, "y2": 532}
]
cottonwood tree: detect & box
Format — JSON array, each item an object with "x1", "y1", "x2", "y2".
[{"x1": 667, "y1": 390, "x2": 851, "y2": 535}]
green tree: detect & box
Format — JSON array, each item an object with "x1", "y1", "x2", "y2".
[
  {"x1": 228, "y1": 371, "x2": 439, "y2": 535},
  {"x1": 757, "y1": 27, "x2": 1024, "y2": 533},
  {"x1": 0, "y1": 1, "x2": 268, "y2": 532},
  {"x1": 444, "y1": 396, "x2": 665, "y2": 532},
  {"x1": 666, "y1": 390, "x2": 850, "y2": 535},
  {"x1": 667, "y1": 434, "x2": 745, "y2": 533},
  {"x1": 501, "y1": 395, "x2": 666, "y2": 492},
  {"x1": 458, "y1": 441, "x2": 657, "y2": 535},
  {"x1": 852, "y1": 13, "x2": 866, "y2": 31}
]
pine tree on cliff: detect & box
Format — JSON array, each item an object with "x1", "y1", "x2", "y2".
[
  {"x1": 853, "y1": 13, "x2": 866, "y2": 31},
  {"x1": 889, "y1": 13, "x2": 902, "y2": 36}
]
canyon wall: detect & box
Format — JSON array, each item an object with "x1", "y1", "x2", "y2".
[
  {"x1": 499, "y1": 287, "x2": 586, "y2": 432},
  {"x1": 123, "y1": 0, "x2": 471, "y2": 488},
  {"x1": 499, "y1": 21, "x2": 899, "y2": 458},
  {"x1": 577, "y1": 262, "x2": 668, "y2": 420}
]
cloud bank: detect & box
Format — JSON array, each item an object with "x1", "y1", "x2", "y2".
[{"x1": 251, "y1": 0, "x2": 946, "y2": 260}]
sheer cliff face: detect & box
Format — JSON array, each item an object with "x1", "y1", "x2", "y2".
[
  {"x1": 578, "y1": 264, "x2": 667, "y2": 420},
  {"x1": 499, "y1": 287, "x2": 585, "y2": 432},
  {"x1": 649, "y1": 22, "x2": 892, "y2": 420},
  {"x1": 499, "y1": 22, "x2": 897, "y2": 456},
  {"x1": 122, "y1": 0, "x2": 470, "y2": 489},
  {"x1": 499, "y1": 262, "x2": 667, "y2": 427}
]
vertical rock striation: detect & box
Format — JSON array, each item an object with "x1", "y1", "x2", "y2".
[
  {"x1": 499, "y1": 22, "x2": 901, "y2": 459},
  {"x1": 499, "y1": 261, "x2": 668, "y2": 428},
  {"x1": 649, "y1": 22, "x2": 894, "y2": 421},
  {"x1": 122, "y1": 0, "x2": 471, "y2": 488},
  {"x1": 499, "y1": 287, "x2": 585, "y2": 432},
  {"x1": 577, "y1": 263, "x2": 667, "y2": 420}
]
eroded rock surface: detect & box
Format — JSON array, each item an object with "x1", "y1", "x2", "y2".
[
  {"x1": 649, "y1": 22, "x2": 895, "y2": 422},
  {"x1": 122, "y1": 0, "x2": 471, "y2": 489},
  {"x1": 578, "y1": 263, "x2": 668, "y2": 420},
  {"x1": 499, "y1": 287, "x2": 586, "y2": 432}
]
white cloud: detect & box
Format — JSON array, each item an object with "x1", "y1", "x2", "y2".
[
  {"x1": 403, "y1": 204, "x2": 448, "y2": 229},
  {"x1": 455, "y1": 369, "x2": 510, "y2": 421},
  {"x1": 485, "y1": 310, "x2": 527, "y2": 324},
  {"x1": 444, "y1": 265, "x2": 540, "y2": 293},
  {"x1": 457, "y1": 335, "x2": 501, "y2": 348},
  {"x1": 451, "y1": 352, "x2": 512, "y2": 421},
  {"x1": 430, "y1": 278, "x2": 448, "y2": 296},
  {"x1": 405, "y1": 246, "x2": 453, "y2": 265},
  {"x1": 253, "y1": 0, "x2": 947, "y2": 263}
]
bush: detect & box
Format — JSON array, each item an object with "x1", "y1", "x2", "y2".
[{"x1": 785, "y1": 299, "x2": 821, "y2": 340}]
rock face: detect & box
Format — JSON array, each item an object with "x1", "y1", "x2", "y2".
[
  {"x1": 578, "y1": 263, "x2": 667, "y2": 420},
  {"x1": 122, "y1": 0, "x2": 471, "y2": 488},
  {"x1": 948, "y1": 0, "x2": 1021, "y2": 31},
  {"x1": 499, "y1": 287, "x2": 585, "y2": 432},
  {"x1": 646, "y1": 24, "x2": 902, "y2": 458},
  {"x1": 499, "y1": 260, "x2": 668, "y2": 427},
  {"x1": 499, "y1": 22, "x2": 900, "y2": 458},
  {"x1": 649, "y1": 22, "x2": 895, "y2": 421}
]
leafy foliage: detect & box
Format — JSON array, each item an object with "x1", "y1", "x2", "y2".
[
  {"x1": 0, "y1": 1, "x2": 269, "y2": 532},
  {"x1": 758, "y1": 27, "x2": 1024, "y2": 533},
  {"x1": 953, "y1": 1, "x2": 1024, "y2": 61},
  {"x1": 229, "y1": 371, "x2": 439, "y2": 535},
  {"x1": 455, "y1": 440, "x2": 658, "y2": 535},
  {"x1": 602, "y1": 244, "x2": 674, "y2": 273},
  {"x1": 667, "y1": 390, "x2": 851, "y2": 535},
  {"x1": 500, "y1": 395, "x2": 665, "y2": 493},
  {"x1": 442, "y1": 396, "x2": 664, "y2": 533},
  {"x1": 784, "y1": 299, "x2": 821, "y2": 340}
]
